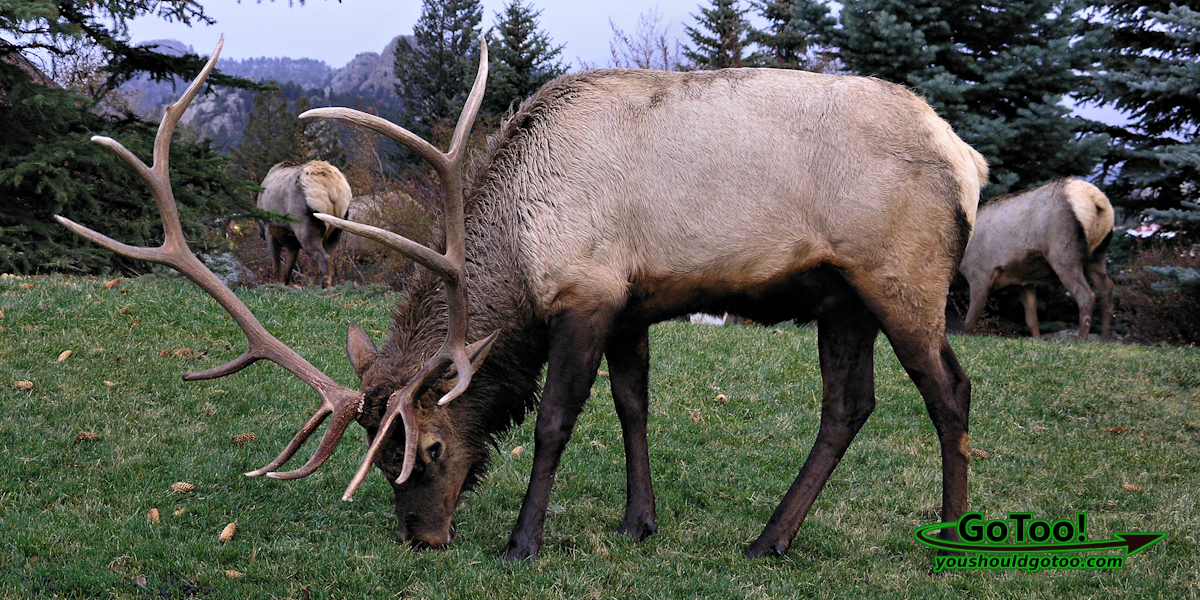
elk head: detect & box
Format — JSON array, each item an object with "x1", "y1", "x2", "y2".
[{"x1": 56, "y1": 36, "x2": 499, "y2": 549}]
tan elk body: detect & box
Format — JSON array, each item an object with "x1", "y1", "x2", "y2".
[
  {"x1": 60, "y1": 39, "x2": 988, "y2": 561},
  {"x1": 256, "y1": 160, "x2": 352, "y2": 288},
  {"x1": 960, "y1": 178, "x2": 1114, "y2": 339}
]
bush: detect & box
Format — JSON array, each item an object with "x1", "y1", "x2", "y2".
[{"x1": 1112, "y1": 241, "x2": 1200, "y2": 344}]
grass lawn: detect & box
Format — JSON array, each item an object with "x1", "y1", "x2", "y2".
[{"x1": 1, "y1": 274, "x2": 1197, "y2": 599}]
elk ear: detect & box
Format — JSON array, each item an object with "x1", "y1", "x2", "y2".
[
  {"x1": 346, "y1": 322, "x2": 378, "y2": 380},
  {"x1": 444, "y1": 329, "x2": 501, "y2": 381}
]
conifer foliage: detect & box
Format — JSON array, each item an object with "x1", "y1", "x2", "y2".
[
  {"x1": 836, "y1": 0, "x2": 1106, "y2": 196},
  {"x1": 684, "y1": 0, "x2": 756, "y2": 69},
  {"x1": 749, "y1": 0, "x2": 836, "y2": 70},
  {"x1": 393, "y1": 0, "x2": 484, "y2": 136},
  {"x1": 483, "y1": 0, "x2": 566, "y2": 116}
]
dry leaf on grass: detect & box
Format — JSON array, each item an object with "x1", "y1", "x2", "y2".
[
  {"x1": 174, "y1": 348, "x2": 193, "y2": 357},
  {"x1": 104, "y1": 278, "x2": 124, "y2": 289},
  {"x1": 14, "y1": 380, "x2": 33, "y2": 390},
  {"x1": 219, "y1": 522, "x2": 236, "y2": 543},
  {"x1": 19, "y1": 283, "x2": 34, "y2": 289},
  {"x1": 511, "y1": 445, "x2": 524, "y2": 456},
  {"x1": 104, "y1": 380, "x2": 116, "y2": 387},
  {"x1": 1122, "y1": 483, "x2": 1143, "y2": 493},
  {"x1": 174, "y1": 508, "x2": 187, "y2": 516},
  {"x1": 148, "y1": 508, "x2": 160, "y2": 523},
  {"x1": 225, "y1": 570, "x2": 244, "y2": 579},
  {"x1": 75, "y1": 432, "x2": 100, "y2": 443},
  {"x1": 690, "y1": 410, "x2": 704, "y2": 424},
  {"x1": 231, "y1": 433, "x2": 258, "y2": 445},
  {"x1": 57, "y1": 350, "x2": 72, "y2": 362},
  {"x1": 170, "y1": 482, "x2": 195, "y2": 493},
  {"x1": 1106, "y1": 426, "x2": 1127, "y2": 435}
]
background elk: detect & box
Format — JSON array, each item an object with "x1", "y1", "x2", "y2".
[
  {"x1": 59, "y1": 39, "x2": 987, "y2": 561},
  {"x1": 959, "y1": 178, "x2": 1114, "y2": 340},
  {"x1": 256, "y1": 160, "x2": 352, "y2": 288}
]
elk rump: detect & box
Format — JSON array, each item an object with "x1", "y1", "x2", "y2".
[{"x1": 256, "y1": 160, "x2": 352, "y2": 288}]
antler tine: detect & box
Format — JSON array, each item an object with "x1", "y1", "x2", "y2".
[
  {"x1": 57, "y1": 37, "x2": 364, "y2": 483},
  {"x1": 312, "y1": 213, "x2": 457, "y2": 281},
  {"x1": 447, "y1": 37, "x2": 489, "y2": 160},
  {"x1": 299, "y1": 107, "x2": 449, "y2": 175}
]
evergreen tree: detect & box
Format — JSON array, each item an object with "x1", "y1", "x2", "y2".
[
  {"x1": 1078, "y1": 2, "x2": 1199, "y2": 214},
  {"x1": 228, "y1": 85, "x2": 308, "y2": 184},
  {"x1": 1078, "y1": 3, "x2": 1200, "y2": 290},
  {"x1": 483, "y1": 0, "x2": 567, "y2": 116},
  {"x1": 0, "y1": 1, "x2": 260, "y2": 275},
  {"x1": 394, "y1": 0, "x2": 484, "y2": 137},
  {"x1": 684, "y1": 0, "x2": 757, "y2": 69},
  {"x1": 749, "y1": 0, "x2": 836, "y2": 70},
  {"x1": 837, "y1": 0, "x2": 1106, "y2": 196}
]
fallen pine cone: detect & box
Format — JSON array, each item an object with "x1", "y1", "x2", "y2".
[
  {"x1": 57, "y1": 350, "x2": 73, "y2": 362},
  {"x1": 104, "y1": 278, "x2": 124, "y2": 289},
  {"x1": 170, "y1": 482, "x2": 195, "y2": 493},
  {"x1": 231, "y1": 433, "x2": 258, "y2": 445},
  {"x1": 14, "y1": 380, "x2": 33, "y2": 391},
  {"x1": 1122, "y1": 483, "x2": 1143, "y2": 493},
  {"x1": 1106, "y1": 426, "x2": 1127, "y2": 435},
  {"x1": 970, "y1": 448, "x2": 991, "y2": 459},
  {"x1": 104, "y1": 381, "x2": 116, "y2": 387},
  {"x1": 148, "y1": 508, "x2": 160, "y2": 523},
  {"x1": 511, "y1": 445, "x2": 524, "y2": 456},
  {"x1": 716, "y1": 394, "x2": 728, "y2": 404},
  {"x1": 75, "y1": 431, "x2": 100, "y2": 443},
  {"x1": 219, "y1": 522, "x2": 236, "y2": 543}
]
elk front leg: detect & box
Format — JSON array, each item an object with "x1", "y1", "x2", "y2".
[
  {"x1": 505, "y1": 308, "x2": 612, "y2": 560},
  {"x1": 746, "y1": 303, "x2": 879, "y2": 557},
  {"x1": 606, "y1": 324, "x2": 657, "y2": 540},
  {"x1": 962, "y1": 269, "x2": 998, "y2": 334}
]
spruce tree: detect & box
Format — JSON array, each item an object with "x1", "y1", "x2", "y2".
[
  {"x1": 684, "y1": 0, "x2": 757, "y2": 69},
  {"x1": 0, "y1": 1, "x2": 260, "y2": 275},
  {"x1": 749, "y1": 0, "x2": 836, "y2": 70},
  {"x1": 228, "y1": 85, "x2": 308, "y2": 184},
  {"x1": 483, "y1": 0, "x2": 567, "y2": 116},
  {"x1": 836, "y1": 0, "x2": 1106, "y2": 196},
  {"x1": 1078, "y1": 2, "x2": 1199, "y2": 214},
  {"x1": 394, "y1": 0, "x2": 484, "y2": 137}
]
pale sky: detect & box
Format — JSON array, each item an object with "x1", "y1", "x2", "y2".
[
  {"x1": 125, "y1": 0, "x2": 1127, "y2": 125},
  {"x1": 126, "y1": 0, "x2": 704, "y2": 70}
]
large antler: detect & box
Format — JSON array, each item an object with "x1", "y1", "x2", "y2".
[
  {"x1": 300, "y1": 38, "x2": 498, "y2": 497},
  {"x1": 55, "y1": 36, "x2": 363, "y2": 482}
]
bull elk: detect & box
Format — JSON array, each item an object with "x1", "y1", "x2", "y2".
[
  {"x1": 257, "y1": 160, "x2": 352, "y2": 288},
  {"x1": 959, "y1": 178, "x2": 1114, "y2": 340},
  {"x1": 58, "y1": 37, "x2": 988, "y2": 560}
]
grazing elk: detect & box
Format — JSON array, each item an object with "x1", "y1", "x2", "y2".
[
  {"x1": 58, "y1": 38, "x2": 988, "y2": 560},
  {"x1": 960, "y1": 178, "x2": 1114, "y2": 340},
  {"x1": 256, "y1": 160, "x2": 352, "y2": 288}
]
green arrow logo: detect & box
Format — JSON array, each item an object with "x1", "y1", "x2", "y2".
[{"x1": 915, "y1": 522, "x2": 1166, "y2": 556}]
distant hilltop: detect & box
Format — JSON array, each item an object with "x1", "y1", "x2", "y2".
[{"x1": 123, "y1": 36, "x2": 411, "y2": 147}]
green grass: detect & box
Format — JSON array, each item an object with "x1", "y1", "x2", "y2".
[{"x1": 1, "y1": 274, "x2": 1197, "y2": 599}]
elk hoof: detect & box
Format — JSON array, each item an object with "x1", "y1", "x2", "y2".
[
  {"x1": 617, "y1": 516, "x2": 658, "y2": 540},
  {"x1": 502, "y1": 537, "x2": 539, "y2": 561},
  {"x1": 744, "y1": 539, "x2": 789, "y2": 559}
]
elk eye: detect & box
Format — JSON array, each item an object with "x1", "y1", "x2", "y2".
[{"x1": 427, "y1": 442, "x2": 443, "y2": 461}]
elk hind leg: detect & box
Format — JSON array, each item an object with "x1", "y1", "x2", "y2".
[
  {"x1": 606, "y1": 324, "x2": 657, "y2": 540},
  {"x1": 1086, "y1": 254, "x2": 1113, "y2": 340},
  {"x1": 505, "y1": 306, "x2": 616, "y2": 560},
  {"x1": 746, "y1": 301, "x2": 879, "y2": 558},
  {"x1": 885, "y1": 327, "x2": 971, "y2": 544},
  {"x1": 1021, "y1": 286, "x2": 1040, "y2": 338},
  {"x1": 298, "y1": 231, "x2": 333, "y2": 288}
]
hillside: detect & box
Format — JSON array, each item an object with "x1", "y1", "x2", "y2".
[{"x1": 122, "y1": 36, "x2": 411, "y2": 148}]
